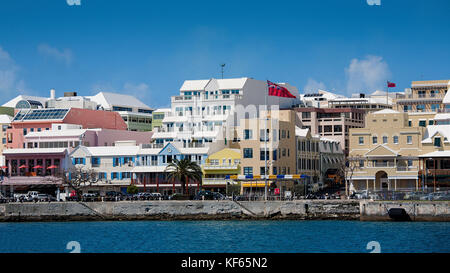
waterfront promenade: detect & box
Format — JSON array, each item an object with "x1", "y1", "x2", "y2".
[{"x1": 0, "y1": 200, "x2": 448, "y2": 222}]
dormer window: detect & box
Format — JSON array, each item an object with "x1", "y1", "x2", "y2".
[{"x1": 434, "y1": 137, "x2": 441, "y2": 147}]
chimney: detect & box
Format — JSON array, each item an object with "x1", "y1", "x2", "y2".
[
  {"x1": 64, "y1": 92, "x2": 77, "y2": 97},
  {"x1": 50, "y1": 89, "x2": 56, "y2": 99}
]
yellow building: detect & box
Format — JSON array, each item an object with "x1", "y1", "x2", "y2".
[
  {"x1": 202, "y1": 148, "x2": 241, "y2": 193},
  {"x1": 348, "y1": 109, "x2": 450, "y2": 192}
]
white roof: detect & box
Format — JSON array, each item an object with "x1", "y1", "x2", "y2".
[
  {"x1": 2, "y1": 95, "x2": 48, "y2": 108},
  {"x1": 372, "y1": 109, "x2": 400, "y2": 114},
  {"x1": 83, "y1": 146, "x2": 140, "y2": 156},
  {"x1": 0, "y1": 114, "x2": 12, "y2": 124},
  {"x1": 154, "y1": 108, "x2": 171, "y2": 113},
  {"x1": 180, "y1": 77, "x2": 249, "y2": 92},
  {"x1": 180, "y1": 80, "x2": 211, "y2": 91},
  {"x1": 88, "y1": 92, "x2": 151, "y2": 110},
  {"x1": 3, "y1": 148, "x2": 67, "y2": 154},
  {"x1": 422, "y1": 125, "x2": 450, "y2": 143},
  {"x1": 443, "y1": 90, "x2": 450, "y2": 104},
  {"x1": 419, "y1": 151, "x2": 450, "y2": 158},
  {"x1": 216, "y1": 78, "x2": 248, "y2": 90},
  {"x1": 320, "y1": 137, "x2": 339, "y2": 143},
  {"x1": 434, "y1": 113, "x2": 450, "y2": 121},
  {"x1": 25, "y1": 129, "x2": 89, "y2": 138},
  {"x1": 295, "y1": 126, "x2": 309, "y2": 137}
]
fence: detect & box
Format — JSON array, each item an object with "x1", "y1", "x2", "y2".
[{"x1": 350, "y1": 187, "x2": 450, "y2": 201}]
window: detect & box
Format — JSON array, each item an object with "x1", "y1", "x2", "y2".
[
  {"x1": 419, "y1": 120, "x2": 426, "y2": 127},
  {"x1": 260, "y1": 167, "x2": 267, "y2": 175},
  {"x1": 272, "y1": 167, "x2": 277, "y2": 175},
  {"x1": 393, "y1": 136, "x2": 399, "y2": 144},
  {"x1": 272, "y1": 150, "x2": 277, "y2": 161},
  {"x1": 382, "y1": 136, "x2": 388, "y2": 144},
  {"x1": 243, "y1": 148, "x2": 253, "y2": 158},
  {"x1": 429, "y1": 120, "x2": 434, "y2": 125},
  {"x1": 417, "y1": 104, "x2": 425, "y2": 111},
  {"x1": 302, "y1": 112, "x2": 311, "y2": 119},
  {"x1": 73, "y1": 158, "x2": 85, "y2": 165},
  {"x1": 408, "y1": 120, "x2": 412, "y2": 127},
  {"x1": 407, "y1": 160, "x2": 413, "y2": 167},
  {"x1": 407, "y1": 136, "x2": 412, "y2": 144},
  {"x1": 431, "y1": 104, "x2": 440, "y2": 111},
  {"x1": 434, "y1": 137, "x2": 441, "y2": 147},
  {"x1": 243, "y1": 167, "x2": 253, "y2": 176},
  {"x1": 260, "y1": 149, "x2": 269, "y2": 161},
  {"x1": 91, "y1": 157, "x2": 101, "y2": 166},
  {"x1": 244, "y1": 129, "x2": 252, "y2": 140},
  {"x1": 111, "y1": 173, "x2": 119, "y2": 180},
  {"x1": 334, "y1": 125, "x2": 342, "y2": 133},
  {"x1": 260, "y1": 129, "x2": 269, "y2": 141},
  {"x1": 359, "y1": 160, "x2": 364, "y2": 168},
  {"x1": 372, "y1": 136, "x2": 378, "y2": 144},
  {"x1": 359, "y1": 137, "x2": 364, "y2": 145}
]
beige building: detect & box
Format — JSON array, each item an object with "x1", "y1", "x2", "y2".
[
  {"x1": 230, "y1": 109, "x2": 298, "y2": 194},
  {"x1": 348, "y1": 109, "x2": 450, "y2": 192},
  {"x1": 296, "y1": 128, "x2": 345, "y2": 192},
  {"x1": 294, "y1": 107, "x2": 365, "y2": 155},
  {"x1": 394, "y1": 80, "x2": 450, "y2": 113}
]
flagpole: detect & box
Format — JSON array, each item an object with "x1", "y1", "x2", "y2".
[
  {"x1": 264, "y1": 83, "x2": 268, "y2": 202},
  {"x1": 386, "y1": 81, "x2": 389, "y2": 106}
]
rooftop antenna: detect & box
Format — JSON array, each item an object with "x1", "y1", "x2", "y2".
[{"x1": 221, "y1": 64, "x2": 226, "y2": 79}]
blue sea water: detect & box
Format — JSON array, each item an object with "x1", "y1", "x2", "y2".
[{"x1": 0, "y1": 220, "x2": 448, "y2": 253}]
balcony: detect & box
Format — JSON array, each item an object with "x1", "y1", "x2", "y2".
[
  {"x1": 203, "y1": 164, "x2": 239, "y2": 170},
  {"x1": 142, "y1": 143, "x2": 164, "y2": 149},
  {"x1": 202, "y1": 178, "x2": 232, "y2": 185},
  {"x1": 396, "y1": 93, "x2": 444, "y2": 102}
]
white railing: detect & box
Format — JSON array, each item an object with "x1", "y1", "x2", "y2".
[{"x1": 203, "y1": 164, "x2": 239, "y2": 170}]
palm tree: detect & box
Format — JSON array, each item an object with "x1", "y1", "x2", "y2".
[{"x1": 165, "y1": 158, "x2": 203, "y2": 195}]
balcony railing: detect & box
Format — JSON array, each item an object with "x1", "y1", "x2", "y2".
[
  {"x1": 203, "y1": 164, "x2": 239, "y2": 170},
  {"x1": 396, "y1": 93, "x2": 444, "y2": 100}
]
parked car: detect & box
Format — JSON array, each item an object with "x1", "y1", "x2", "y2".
[
  {"x1": 169, "y1": 193, "x2": 189, "y2": 200},
  {"x1": 82, "y1": 192, "x2": 99, "y2": 202},
  {"x1": 150, "y1": 192, "x2": 162, "y2": 200},
  {"x1": 36, "y1": 194, "x2": 52, "y2": 202},
  {"x1": 105, "y1": 191, "x2": 123, "y2": 201}
]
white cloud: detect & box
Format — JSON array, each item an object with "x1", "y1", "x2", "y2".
[
  {"x1": 303, "y1": 78, "x2": 327, "y2": 93},
  {"x1": 38, "y1": 43, "x2": 73, "y2": 66},
  {"x1": 123, "y1": 82, "x2": 150, "y2": 101},
  {"x1": 0, "y1": 46, "x2": 27, "y2": 98},
  {"x1": 345, "y1": 55, "x2": 391, "y2": 94}
]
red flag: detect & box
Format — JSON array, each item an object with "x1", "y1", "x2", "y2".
[
  {"x1": 387, "y1": 81, "x2": 396, "y2": 88},
  {"x1": 267, "y1": 80, "x2": 296, "y2": 98}
]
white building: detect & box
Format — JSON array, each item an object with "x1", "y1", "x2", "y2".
[{"x1": 153, "y1": 77, "x2": 299, "y2": 150}]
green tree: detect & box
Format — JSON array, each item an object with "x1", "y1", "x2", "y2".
[
  {"x1": 165, "y1": 158, "x2": 203, "y2": 195},
  {"x1": 127, "y1": 184, "x2": 139, "y2": 195}
]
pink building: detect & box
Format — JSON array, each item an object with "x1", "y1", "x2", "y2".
[
  {"x1": 23, "y1": 124, "x2": 153, "y2": 150},
  {"x1": 7, "y1": 108, "x2": 127, "y2": 149}
]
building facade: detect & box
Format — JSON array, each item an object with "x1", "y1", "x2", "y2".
[
  {"x1": 348, "y1": 109, "x2": 450, "y2": 192},
  {"x1": 394, "y1": 80, "x2": 450, "y2": 113},
  {"x1": 294, "y1": 107, "x2": 365, "y2": 155}
]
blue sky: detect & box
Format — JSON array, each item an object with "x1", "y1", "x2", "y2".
[{"x1": 0, "y1": 0, "x2": 449, "y2": 108}]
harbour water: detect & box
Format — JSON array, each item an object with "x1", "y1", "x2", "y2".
[{"x1": 0, "y1": 220, "x2": 449, "y2": 253}]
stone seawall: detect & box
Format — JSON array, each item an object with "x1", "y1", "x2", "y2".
[
  {"x1": 0, "y1": 200, "x2": 448, "y2": 222},
  {"x1": 0, "y1": 200, "x2": 359, "y2": 221},
  {"x1": 360, "y1": 201, "x2": 450, "y2": 221}
]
